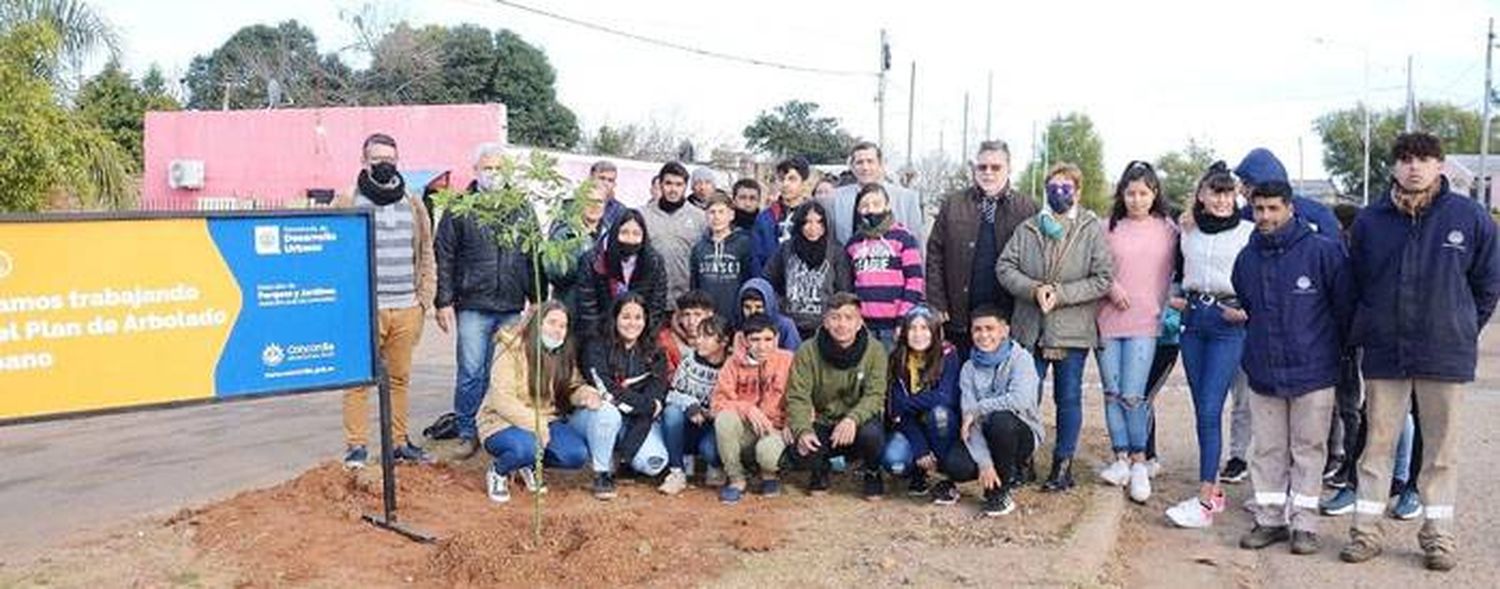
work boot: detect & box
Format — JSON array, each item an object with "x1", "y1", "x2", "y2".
[
  {"x1": 1239, "y1": 525, "x2": 1290, "y2": 550},
  {"x1": 1290, "y1": 530, "x2": 1320, "y2": 555}
]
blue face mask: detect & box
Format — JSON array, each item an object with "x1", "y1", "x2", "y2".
[{"x1": 1045, "y1": 183, "x2": 1075, "y2": 214}]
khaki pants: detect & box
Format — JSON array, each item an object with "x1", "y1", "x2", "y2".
[
  {"x1": 343, "y1": 306, "x2": 424, "y2": 446},
  {"x1": 1249, "y1": 388, "x2": 1334, "y2": 532},
  {"x1": 714, "y1": 412, "x2": 787, "y2": 482},
  {"x1": 1351, "y1": 379, "x2": 1464, "y2": 551}
]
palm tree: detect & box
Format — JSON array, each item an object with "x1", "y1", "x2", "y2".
[{"x1": 0, "y1": 0, "x2": 120, "y2": 92}]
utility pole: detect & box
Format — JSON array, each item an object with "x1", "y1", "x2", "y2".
[
  {"x1": 877, "y1": 29, "x2": 890, "y2": 153},
  {"x1": 906, "y1": 61, "x2": 916, "y2": 169},
  {"x1": 1405, "y1": 55, "x2": 1419, "y2": 132},
  {"x1": 961, "y1": 92, "x2": 970, "y2": 164},
  {"x1": 985, "y1": 70, "x2": 993, "y2": 139},
  {"x1": 1480, "y1": 18, "x2": 1495, "y2": 207}
]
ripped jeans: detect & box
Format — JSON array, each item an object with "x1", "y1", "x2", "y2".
[{"x1": 1097, "y1": 336, "x2": 1156, "y2": 455}]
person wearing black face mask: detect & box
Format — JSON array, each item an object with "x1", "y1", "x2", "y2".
[
  {"x1": 577, "y1": 209, "x2": 669, "y2": 340},
  {"x1": 641, "y1": 162, "x2": 707, "y2": 313},
  {"x1": 845, "y1": 183, "x2": 926, "y2": 351},
  {"x1": 335, "y1": 133, "x2": 437, "y2": 469}
]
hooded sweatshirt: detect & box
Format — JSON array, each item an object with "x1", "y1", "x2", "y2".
[
  {"x1": 1233, "y1": 148, "x2": 1341, "y2": 241},
  {"x1": 690, "y1": 227, "x2": 755, "y2": 320},
  {"x1": 736, "y1": 278, "x2": 804, "y2": 352},
  {"x1": 711, "y1": 347, "x2": 796, "y2": 429},
  {"x1": 786, "y1": 328, "x2": 889, "y2": 437}
]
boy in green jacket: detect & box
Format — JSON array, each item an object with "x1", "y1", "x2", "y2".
[{"x1": 788, "y1": 292, "x2": 889, "y2": 499}]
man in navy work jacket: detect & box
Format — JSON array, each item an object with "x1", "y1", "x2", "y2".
[
  {"x1": 1339, "y1": 132, "x2": 1500, "y2": 572},
  {"x1": 1231, "y1": 180, "x2": 1351, "y2": 556}
]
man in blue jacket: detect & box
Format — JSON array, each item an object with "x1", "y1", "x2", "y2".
[
  {"x1": 1215, "y1": 148, "x2": 1345, "y2": 485},
  {"x1": 1340, "y1": 132, "x2": 1500, "y2": 571},
  {"x1": 1231, "y1": 181, "x2": 1352, "y2": 556}
]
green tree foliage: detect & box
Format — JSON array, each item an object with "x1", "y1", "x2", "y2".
[
  {"x1": 1154, "y1": 139, "x2": 1218, "y2": 211},
  {"x1": 76, "y1": 60, "x2": 180, "y2": 167},
  {"x1": 1018, "y1": 112, "x2": 1109, "y2": 213},
  {"x1": 0, "y1": 20, "x2": 132, "y2": 212},
  {"x1": 186, "y1": 21, "x2": 580, "y2": 149},
  {"x1": 0, "y1": 0, "x2": 119, "y2": 92},
  {"x1": 184, "y1": 20, "x2": 354, "y2": 110},
  {"x1": 1315, "y1": 102, "x2": 1499, "y2": 197},
  {"x1": 742, "y1": 100, "x2": 858, "y2": 164}
]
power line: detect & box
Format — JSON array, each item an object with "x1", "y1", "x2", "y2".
[{"x1": 485, "y1": 0, "x2": 878, "y2": 78}]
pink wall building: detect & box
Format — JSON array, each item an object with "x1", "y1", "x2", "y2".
[{"x1": 142, "y1": 104, "x2": 508, "y2": 208}]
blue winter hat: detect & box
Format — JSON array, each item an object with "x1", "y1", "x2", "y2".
[{"x1": 1233, "y1": 148, "x2": 1288, "y2": 188}]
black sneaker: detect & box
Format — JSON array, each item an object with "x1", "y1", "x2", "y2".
[
  {"x1": 392, "y1": 440, "x2": 432, "y2": 464},
  {"x1": 1219, "y1": 458, "x2": 1248, "y2": 484},
  {"x1": 931, "y1": 480, "x2": 961, "y2": 506},
  {"x1": 906, "y1": 472, "x2": 931, "y2": 497},
  {"x1": 807, "y1": 469, "x2": 831, "y2": 496},
  {"x1": 982, "y1": 487, "x2": 1015, "y2": 517},
  {"x1": 592, "y1": 472, "x2": 617, "y2": 500},
  {"x1": 862, "y1": 470, "x2": 886, "y2": 501}
]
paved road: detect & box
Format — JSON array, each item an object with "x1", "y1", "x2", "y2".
[{"x1": 0, "y1": 320, "x2": 459, "y2": 564}]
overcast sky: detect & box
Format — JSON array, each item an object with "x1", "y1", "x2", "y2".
[{"x1": 97, "y1": 0, "x2": 1496, "y2": 181}]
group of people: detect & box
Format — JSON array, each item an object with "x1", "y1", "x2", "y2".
[{"x1": 337, "y1": 130, "x2": 1498, "y2": 572}]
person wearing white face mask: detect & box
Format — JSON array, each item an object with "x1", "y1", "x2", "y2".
[
  {"x1": 434, "y1": 142, "x2": 544, "y2": 458},
  {"x1": 477, "y1": 301, "x2": 596, "y2": 503}
]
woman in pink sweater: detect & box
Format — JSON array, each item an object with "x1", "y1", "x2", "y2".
[{"x1": 1095, "y1": 161, "x2": 1178, "y2": 503}]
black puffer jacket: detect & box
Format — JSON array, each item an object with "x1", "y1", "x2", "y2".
[
  {"x1": 434, "y1": 184, "x2": 542, "y2": 312},
  {"x1": 582, "y1": 337, "x2": 668, "y2": 462}
]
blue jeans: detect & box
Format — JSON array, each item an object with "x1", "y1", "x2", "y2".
[
  {"x1": 1393, "y1": 413, "x2": 1416, "y2": 483},
  {"x1": 1034, "y1": 348, "x2": 1088, "y2": 459},
  {"x1": 1098, "y1": 337, "x2": 1157, "y2": 455},
  {"x1": 1178, "y1": 301, "x2": 1247, "y2": 482},
  {"x1": 482, "y1": 422, "x2": 589, "y2": 475},
  {"x1": 454, "y1": 309, "x2": 520, "y2": 439},
  {"x1": 881, "y1": 406, "x2": 958, "y2": 475},
  {"x1": 661, "y1": 404, "x2": 720, "y2": 470},
  {"x1": 567, "y1": 403, "x2": 669, "y2": 475}
]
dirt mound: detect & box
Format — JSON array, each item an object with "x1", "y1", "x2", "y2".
[{"x1": 175, "y1": 462, "x2": 789, "y2": 587}]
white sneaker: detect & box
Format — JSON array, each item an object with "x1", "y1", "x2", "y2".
[
  {"x1": 487, "y1": 468, "x2": 511, "y2": 503},
  {"x1": 1129, "y1": 462, "x2": 1152, "y2": 503},
  {"x1": 517, "y1": 467, "x2": 548, "y2": 494},
  {"x1": 1146, "y1": 459, "x2": 1162, "y2": 479},
  {"x1": 1166, "y1": 496, "x2": 1214, "y2": 528},
  {"x1": 1099, "y1": 459, "x2": 1131, "y2": 487},
  {"x1": 658, "y1": 468, "x2": 688, "y2": 496}
]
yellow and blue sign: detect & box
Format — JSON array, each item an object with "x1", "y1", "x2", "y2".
[{"x1": 0, "y1": 212, "x2": 376, "y2": 423}]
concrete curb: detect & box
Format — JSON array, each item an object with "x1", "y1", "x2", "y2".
[{"x1": 1049, "y1": 485, "x2": 1126, "y2": 587}]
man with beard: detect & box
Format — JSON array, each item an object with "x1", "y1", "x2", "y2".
[{"x1": 641, "y1": 162, "x2": 707, "y2": 312}]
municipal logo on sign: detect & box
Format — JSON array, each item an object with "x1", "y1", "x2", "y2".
[
  {"x1": 1448, "y1": 230, "x2": 1465, "y2": 245},
  {"x1": 1296, "y1": 276, "x2": 1312, "y2": 290},
  {"x1": 261, "y1": 343, "x2": 285, "y2": 367},
  {"x1": 0, "y1": 250, "x2": 11, "y2": 280},
  {"x1": 254, "y1": 225, "x2": 282, "y2": 255}
]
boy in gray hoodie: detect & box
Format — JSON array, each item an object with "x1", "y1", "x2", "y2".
[{"x1": 933, "y1": 306, "x2": 1043, "y2": 516}]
